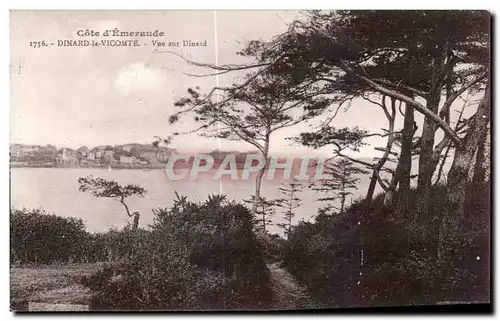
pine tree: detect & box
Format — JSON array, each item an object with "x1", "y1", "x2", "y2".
[
  {"x1": 171, "y1": 72, "x2": 332, "y2": 217},
  {"x1": 313, "y1": 158, "x2": 369, "y2": 214},
  {"x1": 243, "y1": 196, "x2": 279, "y2": 233},
  {"x1": 276, "y1": 179, "x2": 303, "y2": 238},
  {"x1": 78, "y1": 176, "x2": 146, "y2": 229}
]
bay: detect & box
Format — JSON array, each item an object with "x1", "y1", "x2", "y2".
[{"x1": 10, "y1": 167, "x2": 373, "y2": 234}]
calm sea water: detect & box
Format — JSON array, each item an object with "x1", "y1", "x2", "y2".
[{"x1": 10, "y1": 167, "x2": 374, "y2": 234}]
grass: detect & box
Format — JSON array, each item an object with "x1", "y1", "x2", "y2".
[
  {"x1": 12, "y1": 261, "x2": 315, "y2": 311},
  {"x1": 10, "y1": 262, "x2": 105, "y2": 311}
]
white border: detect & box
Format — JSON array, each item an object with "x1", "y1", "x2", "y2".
[
  {"x1": 4, "y1": 0, "x2": 500, "y2": 9},
  {"x1": 3, "y1": 1, "x2": 498, "y2": 320}
]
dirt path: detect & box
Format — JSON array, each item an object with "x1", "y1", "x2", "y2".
[{"x1": 268, "y1": 262, "x2": 311, "y2": 310}]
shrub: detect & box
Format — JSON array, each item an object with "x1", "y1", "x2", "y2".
[
  {"x1": 88, "y1": 227, "x2": 152, "y2": 262},
  {"x1": 82, "y1": 194, "x2": 272, "y2": 310},
  {"x1": 281, "y1": 210, "x2": 360, "y2": 308},
  {"x1": 10, "y1": 208, "x2": 153, "y2": 265},
  {"x1": 81, "y1": 239, "x2": 202, "y2": 310},
  {"x1": 10, "y1": 208, "x2": 88, "y2": 264},
  {"x1": 281, "y1": 184, "x2": 490, "y2": 307},
  {"x1": 258, "y1": 233, "x2": 287, "y2": 263}
]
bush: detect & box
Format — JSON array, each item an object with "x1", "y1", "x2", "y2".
[
  {"x1": 258, "y1": 233, "x2": 287, "y2": 263},
  {"x1": 10, "y1": 208, "x2": 89, "y2": 264},
  {"x1": 281, "y1": 184, "x2": 490, "y2": 307},
  {"x1": 88, "y1": 227, "x2": 152, "y2": 262},
  {"x1": 82, "y1": 194, "x2": 272, "y2": 310},
  {"x1": 81, "y1": 239, "x2": 202, "y2": 310},
  {"x1": 281, "y1": 209, "x2": 360, "y2": 308}
]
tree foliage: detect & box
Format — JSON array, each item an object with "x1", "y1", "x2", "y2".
[
  {"x1": 313, "y1": 158, "x2": 369, "y2": 213},
  {"x1": 282, "y1": 182, "x2": 490, "y2": 307},
  {"x1": 11, "y1": 208, "x2": 88, "y2": 264},
  {"x1": 78, "y1": 176, "x2": 146, "y2": 229},
  {"x1": 275, "y1": 180, "x2": 303, "y2": 237},
  {"x1": 243, "y1": 196, "x2": 279, "y2": 233}
]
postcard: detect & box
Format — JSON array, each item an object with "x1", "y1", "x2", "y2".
[{"x1": 10, "y1": 10, "x2": 491, "y2": 312}]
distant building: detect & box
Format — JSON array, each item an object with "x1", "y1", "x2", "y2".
[
  {"x1": 103, "y1": 149, "x2": 114, "y2": 159},
  {"x1": 156, "y1": 149, "x2": 174, "y2": 163},
  {"x1": 120, "y1": 155, "x2": 137, "y2": 165},
  {"x1": 23, "y1": 145, "x2": 41, "y2": 153},
  {"x1": 10, "y1": 144, "x2": 40, "y2": 158},
  {"x1": 77, "y1": 146, "x2": 89, "y2": 158},
  {"x1": 57, "y1": 148, "x2": 79, "y2": 166},
  {"x1": 139, "y1": 151, "x2": 158, "y2": 164},
  {"x1": 93, "y1": 146, "x2": 107, "y2": 159},
  {"x1": 10, "y1": 145, "x2": 24, "y2": 158}
]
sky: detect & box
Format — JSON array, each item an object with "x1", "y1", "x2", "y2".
[{"x1": 10, "y1": 10, "x2": 479, "y2": 159}]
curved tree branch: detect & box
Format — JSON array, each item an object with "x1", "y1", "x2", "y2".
[{"x1": 338, "y1": 61, "x2": 462, "y2": 147}]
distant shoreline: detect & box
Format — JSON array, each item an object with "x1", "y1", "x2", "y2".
[
  {"x1": 10, "y1": 164, "x2": 316, "y2": 171},
  {"x1": 10, "y1": 163, "x2": 164, "y2": 170},
  {"x1": 10, "y1": 165, "x2": 163, "y2": 170}
]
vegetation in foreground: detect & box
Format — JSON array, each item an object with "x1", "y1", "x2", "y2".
[
  {"x1": 11, "y1": 194, "x2": 277, "y2": 311},
  {"x1": 10, "y1": 263, "x2": 103, "y2": 310},
  {"x1": 281, "y1": 183, "x2": 490, "y2": 308},
  {"x1": 11, "y1": 179, "x2": 489, "y2": 310},
  {"x1": 10, "y1": 10, "x2": 491, "y2": 311}
]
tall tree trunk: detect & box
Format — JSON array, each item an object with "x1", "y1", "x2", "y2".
[
  {"x1": 396, "y1": 100, "x2": 415, "y2": 218},
  {"x1": 340, "y1": 171, "x2": 346, "y2": 213},
  {"x1": 365, "y1": 171, "x2": 378, "y2": 205},
  {"x1": 287, "y1": 213, "x2": 292, "y2": 237},
  {"x1": 435, "y1": 140, "x2": 452, "y2": 185},
  {"x1": 434, "y1": 94, "x2": 468, "y2": 185},
  {"x1": 252, "y1": 136, "x2": 270, "y2": 217},
  {"x1": 253, "y1": 171, "x2": 262, "y2": 213},
  {"x1": 415, "y1": 45, "x2": 449, "y2": 226},
  {"x1": 472, "y1": 126, "x2": 488, "y2": 187},
  {"x1": 438, "y1": 85, "x2": 490, "y2": 262},
  {"x1": 365, "y1": 96, "x2": 396, "y2": 205},
  {"x1": 415, "y1": 94, "x2": 441, "y2": 223},
  {"x1": 383, "y1": 166, "x2": 401, "y2": 208},
  {"x1": 262, "y1": 208, "x2": 266, "y2": 233}
]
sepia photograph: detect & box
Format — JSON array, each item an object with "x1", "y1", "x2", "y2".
[{"x1": 9, "y1": 9, "x2": 491, "y2": 312}]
